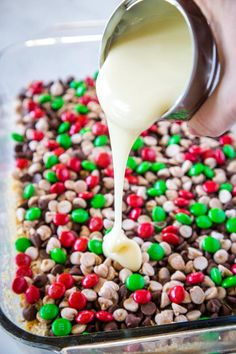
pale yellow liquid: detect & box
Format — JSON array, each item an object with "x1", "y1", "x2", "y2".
[{"x1": 96, "y1": 3, "x2": 193, "y2": 271}]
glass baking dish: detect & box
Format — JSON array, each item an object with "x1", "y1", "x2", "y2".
[{"x1": 0, "y1": 22, "x2": 236, "y2": 354}]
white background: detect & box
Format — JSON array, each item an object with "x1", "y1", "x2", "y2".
[{"x1": 0, "y1": 1, "x2": 119, "y2": 353}]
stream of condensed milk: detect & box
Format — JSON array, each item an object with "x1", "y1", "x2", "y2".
[{"x1": 96, "y1": 2, "x2": 193, "y2": 271}]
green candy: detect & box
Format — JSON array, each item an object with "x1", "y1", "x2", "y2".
[
  {"x1": 15, "y1": 237, "x2": 32, "y2": 252},
  {"x1": 74, "y1": 103, "x2": 89, "y2": 114},
  {"x1": 93, "y1": 70, "x2": 99, "y2": 80},
  {"x1": 226, "y1": 218, "x2": 236, "y2": 233},
  {"x1": 208, "y1": 208, "x2": 226, "y2": 224},
  {"x1": 147, "y1": 188, "x2": 160, "y2": 197},
  {"x1": 132, "y1": 137, "x2": 144, "y2": 151},
  {"x1": 91, "y1": 194, "x2": 106, "y2": 208},
  {"x1": 45, "y1": 155, "x2": 59, "y2": 169},
  {"x1": 148, "y1": 243, "x2": 165, "y2": 261},
  {"x1": 76, "y1": 83, "x2": 87, "y2": 97},
  {"x1": 223, "y1": 144, "x2": 236, "y2": 159},
  {"x1": 38, "y1": 94, "x2": 51, "y2": 104},
  {"x1": 210, "y1": 267, "x2": 222, "y2": 285},
  {"x1": 196, "y1": 215, "x2": 212, "y2": 229},
  {"x1": 58, "y1": 122, "x2": 70, "y2": 134},
  {"x1": 11, "y1": 132, "x2": 24, "y2": 143},
  {"x1": 70, "y1": 80, "x2": 80, "y2": 89},
  {"x1": 154, "y1": 180, "x2": 167, "y2": 196},
  {"x1": 50, "y1": 248, "x2": 67, "y2": 264},
  {"x1": 94, "y1": 135, "x2": 108, "y2": 147},
  {"x1": 23, "y1": 184, "x2": 35, "y2": 199},
  {"x1": 81, "y1": 160, "x2": 96, "y2": 171},
  {"x1": 167, "y1": 134, "x2": 181, "y2": 145},
  {"x1": 52, "y1": 318, "x2": 72, "y2": 336},
  {"x1": 127, "y1": 157, "x2": 138, "y2": 170},
  {"x1": 190, "y1": 202, "x2": 208, "y2": 216},
  {"x1": 51, "y1": 97, "x2": 64, "y2": 110},
  {"x1": 203, "y1": 166, "x2": 215, "y2": 179},
  {"x1": 80, "y1": 127, "x2": 91, "y2": 135},
  {"x1": 25, "y1": 207, "x2": 41, "y2": 221},
  {"x1": 104, "y1": 228, "x2": 112, "y2": 235},
  {"x1": 71, "y1": 209, "x2": 89, "y2": 223},
  {"x1": 202, "y1": 236, "x2": 221, "y2": 253},
  {"x1": 151, "y1": 162, "x2": 166, "y2": 172},
  {"x1": 220, "y1": 183, "x2": 233, "y2": 192},
  {"x1": 125, "y1": 274, "x2": 145, "y2": 291},
  {"x1": 152, "y1": 206, "x2": 166, "y2": 222},
  {"x1": 88, "y1": 239, "x2": 103, "y2": 255},
  {"x1": 56, "y1": 134, "x2": 72, "y2": 149},
  {"x1": 40, "y1": 304, "x2": 59, "y2": 320},
  {"x1": 222, "y1": 275, "x2": 236, "y2": 288},
  {"x1": 45, "y1": 170, "x2": 58, "y2": 183},
  {"x1": 188, "y1": 163, "x2": 204, "y2": 177},
  {"x1": 175, "y1": 213, "x2": 192, "y2": 225},
  {"x1": 136, "y1": 161, "x2": 151, "y2": 174}
]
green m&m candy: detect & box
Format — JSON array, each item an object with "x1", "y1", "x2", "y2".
[
  {"x1": 11, "y1": 132, "x2": 24, "y2": 143},
  {"x1": 152, "y1": 206, "x2": 166, "y2": 222},
  {"x1": 25, "y1": 207, "x2": 41, "y2": 221},
  {"x1": 15, "y1": 237, "x2": 32, "y2": 252},
  {"x1": 127, "y1": 157, "x2": 138, "y2": 170},
  {"x1": 56, "y1": 133, "x2": 72, "y2": 149},
  {"x1": 176, "y1": 213, "x2": 192, "y2": 225},
  {"x1": 45, "y1": 155, "x2": 59, "y2": 169},
  {"x1": 132, "y1": 137, "x2": 144, "y2": 151},
  {"x1": 23, "y1": 184, "x2": 35, "y2": 199},
  {"x1": 154, "y1": 180, "x2": 167, "y2": 196},
  {"x1": 151, "y1": 162, "x2": 166, "y2": 172},
  {"x1": 45, "y1": 170, "x2": 58, "y2": 183},
  {"x1": 40, "y1": 304, "x2": 59, "y2": 320},
  {"x1": 71, "y1": 209, "x2": 89, "y2": 223},
  {"x1": 38, "y1": 93, "x2": 51, "y2": 104},
  {"x1": 88, "y1": 239, "x2": 103, "y2": 255},
  {"x1": 208, "y1": 208, "x2": 226, "y2": 224},
  {"x1": 94, "y1": 135, "x2": 108, "y2": 147},
  {"x1": 188, "y1": 163, "x2": 204, "y2": 176},
  {"x1": 168, "y1": 134, "x2": 181, "y2": 145},
  {"x1": 210, "y1": 267, "x2": 222, "y2": 286},
  {"x1": 226, "y1": 218, "x2": 236, "y2": 233},
  {"x1": 126, "y1": 274, "x2": 145, "y2": 291},
  {"x1": 223, "y1": 144, "x2": 236, "y2": 159},
  {"x1": 222, "y1": 276, "x2": 236, "y2": 288},
  {"x1": 51, "y1": 97, "x2": 64, "y2": 110},
  {"x1": 220, "y1": 183, "x2": 233, "y2": 192},
  {"x1": 70, "y1": 80, "x2": 80, "y2": 89},
  {"x1": 52, "y1": 318, "x2": 72, "y2": 336},
  {"x1": 190, "y1": 202, "x2": 207, "y2": 216},
  {"x1": 58, "y1": 122, "x2": 70, "y2": 134},
  {"x1": 74, "y1": 103, "x2": 89, "y2": 114},
  {"x1": 203, "y1": 166, "x2": 215, "y2": 179},
  {"x1": 196, "y1": 215, "x2": 212, "y2": 229},
  {"x1": 91, "y1": 194, "x2": 106, "y2": 208},
  {"x1": 50, "y1": 248, "x2": 67, "y2": 264},
  {"x1": 136, "y1": 161, "x2": 151, "y2": 174},
  {"x1": 81, "y1": 160, "x2": 96, "y2": 171},
  {"x1": 76, "y1": 82, "x2": 87, "y2": 97},
  {"x1": 148, "y1": 243, "x2": 165, "y2": 261},
  {"x1": 202, "y1": 236, "x2": 221, "y2": 253},
  {"x1": 80, "y1": 127, "x2": 91, "y2": 135},
  {"x1": 147, "y1": 188, "x2": 160, "y2": 197}
]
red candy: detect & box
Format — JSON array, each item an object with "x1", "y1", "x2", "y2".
[
  {"x1": 220, "y1": 134, "x2": 233, "y2": 146},
  {"x1": 53, "y1": 147, "x2": 65, "y2": 156},
  {"x1": 137, "y1": 222, "x2": 154, "y2": 239},
  {"x1": 85, "y1": 76, "x2": 95, "y2": 87},
  {"x1": 46, "y1": 140, "x2": 59, "y2": 150},
  {"x1": 31, "y1": 130, "x2": 44, "y2": 141},
  {"x1": 69, "y1": 122, "x2": 81, "y2": 135},
  {"x1": 68, "y1": 291, "x2": 87, "y2": 310},
  {"x1": 12, "y1": 276, "x2": 28, "y2": 294},
  {"x1": 162, "y1": 232, "x2": 180, "y2": 245},
  {"x1": 48, "y1": 282, "x2": 66, "y2": 299},
  {"x1": 132, "y1": 289, "x2": 152, "y2": 304},
  {"x1": 56, "y1": 167, "x2": 70, "y2": 182},
  {"x1": 96, "y1": 310, "x2": 114, "y2": 322},
  {"x1": 57, "y1": 273, "x2": 74, "y2": 289},
  {"x1": 30, "y1": 108, "x2": 45, "y2": 119},
  {"x1": 15, "y1": 253, "x2": 31, "y2": 267},
  {"x1": 169, "y1": 285, "x2": 185, "y2": 304},
  {"x1": 16, "y1": 158, "x2": 29, "y2": 169},
  {"x1": 25, "y1": 285, "x2": 40, "y2": 304},
  {"x1": 203, "y1": 181, "x2": 219, "y2": 193},
  {"x1": 184, "y1": 152, "x2": 197, "y2": 162},
  {"x1": 175, "y1": 208, "x2": 191, "y2": 216},
  {"x1": 141, "y1": 147, "x2": 156, "y2": 162},
  {"x1": 53, "y1": 213, "x2": 70, "y2": 226},
  {"x1": 129, "y1": 207, "x2": 141, "y2": 221},
  {"x1": 78, "y1": 191, "x2": 93, "y2": 200},
  {"x1": 86, "y1": 175, "x2": 99, "y2": 189},
  {"x1": 73, "y1": 237, "x2": 88, "y2": 252},
  {"x1": 77, "y1": 115, "x2": 88, "y2": 127},
  {"x1": 104, "y1": 167, "x2": 114, "y2": 177},
  {"x1": 89, "y1": 217, "x2": 103, "y2": 232},
  {"x1": 67, "y1": 157, "x2": 81, "y2": 172},
  {"x1": 29, "y1": 81, "x2": 43, "y2": 94},
  {"x1": 214, "y1": 149, "x2": 226, "y2": 165},
  {"x1": 179, "y1": 190, "x2": 194, "y2": 200},
  {"x1": 174, "y1": 197, "x2": 189, "y2": 207},
  {"x1": 232, "y1": 186, "x2": 236, "y2": 197},
  {"x1": 126, "y1": 175, "x2": 139, "y2": 184},
  {"x1": 16, "y1": 266, "x2": 33, "y2": 278},
  {"x1": 186, "y1": 272, "x2": 204, "y2": 284},
  {"x1": 189, "y1": 145, "x2": 202, "y2": 155},
  {"x1": 76, "y1": 310, "x2": 95, "y2": 324},
  {"x1": 82, "y1": 274, "x2": 99, "y2": 288},
  {"x1": 231, "y1": 264, "x2": 236, "y2": 275},
  {"x1": 127, "y1": 194, "x2": 144, "y2": 208},
  {"x1": 59, "y1": 230, "x2": 76, "y2": 248},
  {"x1": 50, "y1": 182, "x2": 65, "y2": 194},
  {"x1": 26, "y1": 100, "x2": 38, "y2": 112},
  {"x1": 162, "y1": 225, "x2": 179, "y2": 234},
  {"x1": 92, "y1": 122, "x2": 108, "y2": 136},
  {"x1": 96, "y1": 152, "x2": 111, "y2": 168},
  {"x1": 61, "y1": 111, "x2": 77, "y2": 123},
  {"x1": 79, "y1": 95, "x2": 92, "y2": 105}
]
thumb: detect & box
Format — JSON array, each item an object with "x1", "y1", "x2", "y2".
[{"x1": 187, "y1": 84, "x2": 233, "y2": 137}]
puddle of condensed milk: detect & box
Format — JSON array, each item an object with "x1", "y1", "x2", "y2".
[{"x1": 96, "y1": 0, "x2": 193, "y2": 271}]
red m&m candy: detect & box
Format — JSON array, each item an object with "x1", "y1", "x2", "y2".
[{"x1": 169, "y1": 285, "x2": 185, "y2": 304}]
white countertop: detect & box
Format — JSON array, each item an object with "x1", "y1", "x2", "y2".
[{"x1": 0, "y1": 1, "x2": 119, "y2": 353}]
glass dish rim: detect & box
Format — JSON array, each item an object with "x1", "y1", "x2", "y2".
[{"x1": 0, "y1": 21, "x2": 236, "y2": 352}]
